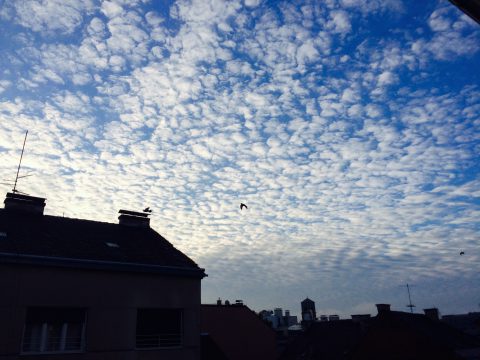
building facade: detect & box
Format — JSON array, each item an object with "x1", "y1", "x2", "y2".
[{"x1": 0, "y1": 192, "x2": 206, "y2": 360}]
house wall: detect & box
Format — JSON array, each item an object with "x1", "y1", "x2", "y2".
[{"x1": 0, "y1": 264, "x2": 201, "y2": 360}]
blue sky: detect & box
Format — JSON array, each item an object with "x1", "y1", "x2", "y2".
[{"x1": 0, "y1": 0, "x2": 479, "y2": 318}]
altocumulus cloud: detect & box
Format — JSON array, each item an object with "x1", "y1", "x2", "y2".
[{"x1": 0, "y1": 0, "x2": 479, "y2": 317}]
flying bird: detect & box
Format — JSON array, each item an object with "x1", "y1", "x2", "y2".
[
  {"x1": 460, "y1": 251, "x2": 465, "y2": 256},
  {"x1": 143, "y1": 207, "x2": 152, "y2": 213},
  {"x1": 240, "y1": 203, "x2": 248, "y2": 210}
]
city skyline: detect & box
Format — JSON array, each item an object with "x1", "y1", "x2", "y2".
[{"x1": 0, "y1": 0, "x2": 479, "y2": 318}]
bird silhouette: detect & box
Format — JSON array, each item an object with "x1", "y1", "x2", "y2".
[
  {"x1": 240, "y1": 203, "x2": 248, "y2": 210},
  {"x1": 460, "y1": 251, "x2": 465, "y2": 256},
  {"x1": 143, "y1": 207, "x2": 152, "y2": 213}
]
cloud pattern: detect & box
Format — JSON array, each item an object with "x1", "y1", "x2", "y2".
[{"x1": 0, "y1": 0, "x2": 479, "y2": 317}]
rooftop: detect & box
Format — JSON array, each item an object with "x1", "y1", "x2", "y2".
[{"x1": 0, "y1": 193, "x2": 205, "y2": 278}]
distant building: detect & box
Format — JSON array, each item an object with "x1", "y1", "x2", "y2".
[
  {"x1": 201, "y1": 302, "x2": 277, "y2": 360},
  {"x1": 274, "y1": 308, "x2": 283, "y2": 318},
  {"x1": 284, "y1": 310, "x2": 298, "y2": 327},
  {"x1": 281, "y1": 303, "x2": 480, "y2": 360},
  {"x1": 301, "y1": 298, "x2": 317, "y2": 322},
  {"x1": 0, "y1": 192, "x2": 206, "y2": 359},
  {"x1": 259, "y1": 308, "x2": 298, "y2": 329}
]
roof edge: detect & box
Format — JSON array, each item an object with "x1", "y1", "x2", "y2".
[{"x1": 0, "y1": 252, "x2": 207, "y2": 278}]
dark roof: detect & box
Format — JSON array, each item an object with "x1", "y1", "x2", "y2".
[
  {"x1": 449, "y1": 0, "x2": 480, "y2": 24},
  {"x1": 201, "y1": 304, "x2": 277, "y2": 360},
  {"x1": 281, "y1": 310, "x2": 480, "y2": 360},
  {"x1": 201, "y1": 333, "x2": 229, "y2": 360},
  {"x1": 280, "y1": 319, "x2": 364, "y2": 360},
  {"x1": 374, "y1": 311, "x2": 480, "y2": 347},
  {"x1": 442, "y1": 312, "x2": 480, "y2": 338},
  {"x1": 352, "y1": 311, "x2": 480, "y2": 360},
  {"x1": 0, "y1": 209, "x2": 205, "y2": 278}
]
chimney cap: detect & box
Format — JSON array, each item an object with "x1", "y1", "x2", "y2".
[
  {"x1": 118, "y1": 209, "x2": 149, "y2": 217},
  {"x1": 6, "y1": 192, "x2": 45, "y2": 203},
  {"x1": 4, "y1": 192, "x2": 46, "y2": 215},
  {"x1": 118, "y1": 209, "x2": 150, "y2": 228}
]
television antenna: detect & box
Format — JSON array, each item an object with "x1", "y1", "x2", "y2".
[
  {"x1": 406, "y1": 283, "x2": 415, "y2": 313},
  {"x1": 1, "y1": 131, "x2": 31, "y2": 195}
]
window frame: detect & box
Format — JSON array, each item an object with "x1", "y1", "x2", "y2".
[
  {"x1": 21, "y1": 307, "x2": 87, "y2": 355},
  {"x1": 135, "y1": 308, "x2": 184, "y2": 350}
]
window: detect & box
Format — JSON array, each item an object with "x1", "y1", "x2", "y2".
[
  {"x1": 22, "y1": 308, "x2": 86, "y2": 353},
  {"x1": 136, "y1": 309, "x2": 182, "y2": 349}
]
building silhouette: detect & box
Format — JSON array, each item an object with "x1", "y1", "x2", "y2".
[
  {"x1": 259, "y1": 308, "x2": 298, "y2": 329},
  {"x1": 442, "y1": 312, "x2": 480, "y2": 339},
  {"x1": 281, "y1": 304, "x2": 480, "y2": 360},
  {"x1": 301, "y1": 297, "x2": 317, "y2": 322},
  {"x1": 201, "y1": 301, "x2": 277, "y2": 360},
  {"x1": 0, "y1": 192, "x2": 206, "y2": 359}
]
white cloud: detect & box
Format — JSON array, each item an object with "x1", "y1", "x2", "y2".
[
  {"x1": 411, "y1": 5, "x2": 480, "y2": 61},
  {"x1": 11, "y1": 0, "x2": 96, "y2": 34},
  {"x1": 244, "y1": 0, "x2": 261, "y2": 7},
  {"x1": 377, "y1": 70, "x2": 397, "y2": 86},
  {"x1": 340, "y1": 0, "x2": 404, "y2": 15},
  {"x1": 429, "y1": 7, "x2": 453, "y2": 32},
  {"x1": 0, "y1": 0, "x2": 479, "y2": 318},
  {"x1": 0, "y1": 80, "x2": 11, "y2": 94},
  {"x1": 145, "y1": 11, "x2": 164, "y2": 27},
  {"x1": 101, "y1": 0, "x2": 124, "y2": 18},
  {"x1": 87, "y1": 17, "x2": 107, "y2": 38},
  {"x1": 328, "y1": 10, "x2": 351, "y2": 34}
]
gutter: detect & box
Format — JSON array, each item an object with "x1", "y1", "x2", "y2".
[{"x1": 0, "y1": 252, "x2": 207, "y2": 278}]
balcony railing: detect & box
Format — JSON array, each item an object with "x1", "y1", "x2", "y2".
[
  {"x1": 22, "y1": 336, "x2": 83, "y2": 353},
  {"x1": 136, "y1": 333, "x2": 182, "y2": 348}
]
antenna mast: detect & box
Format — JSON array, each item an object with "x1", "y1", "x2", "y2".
[
  {"x1": 13, "y1": 130, "x2": 28, "y2": 193},
  {"x1": 406, "y1": 283, "x2": 415, "y2": 313}
]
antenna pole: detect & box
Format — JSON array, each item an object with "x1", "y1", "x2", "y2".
[
  {"x1": 13, "y1": 130, "x2": 28, "y2": 193},
  {"x1": 406, "y1": 283, "x2": 415, "y2": 313}
]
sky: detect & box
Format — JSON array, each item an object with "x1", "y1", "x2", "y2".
[{"x1": 0, "y1": 0, "x2": 479, "y2": 319}]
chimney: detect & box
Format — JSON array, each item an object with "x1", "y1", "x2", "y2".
[
  {"x1": 217, "y1": 298, "x2": 222, "y2": 306},
  {"x1": 376, "y1": 304, "x2": 391, "y2": 315},
  {"x1": 4, "y1": 192, "x2": 46, "y2": 215},
  {"x1": 424, "y1": 308, "x2": 440, "y2": 321},
  {"x1": 118, "y1": 209, "x2": 150, "y2": 228}
]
